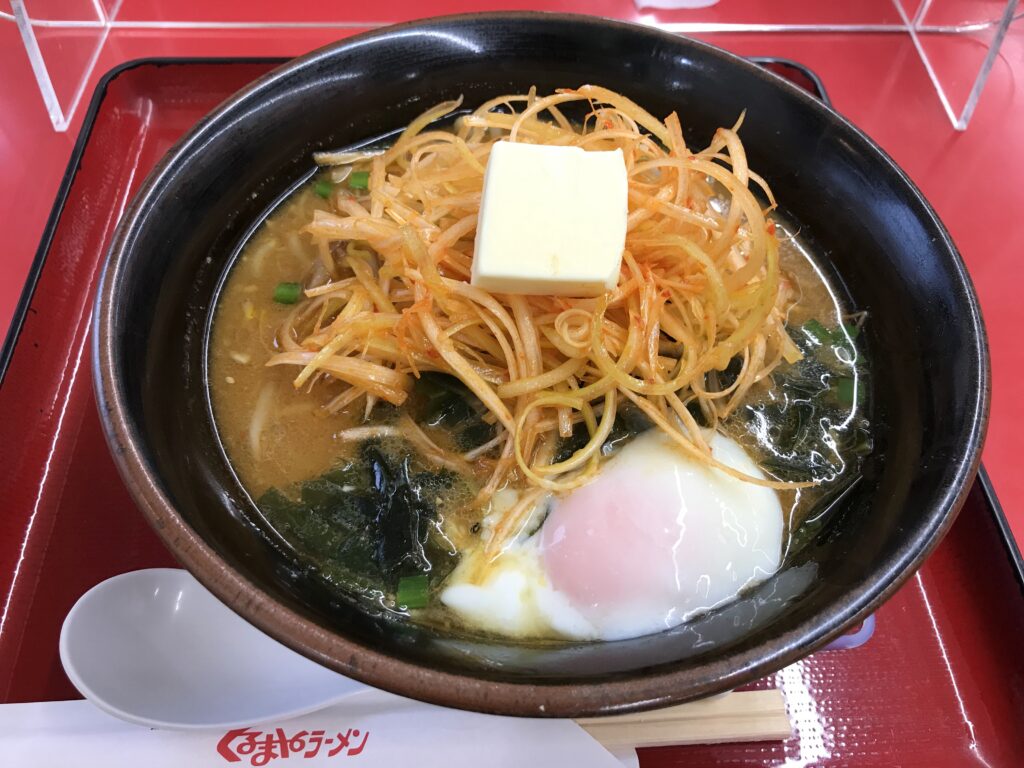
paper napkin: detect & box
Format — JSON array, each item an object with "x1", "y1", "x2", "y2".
[{"x1": 1, "y1": 690, "x2": 638, "y2": 768}]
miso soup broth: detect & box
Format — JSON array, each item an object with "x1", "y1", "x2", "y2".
[{"x1": 208, "y1": 89, "x2": 870, "y2": 641}]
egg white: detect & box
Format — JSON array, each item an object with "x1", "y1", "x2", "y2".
[{"x1": 439, "y1": 542, "x2": 597, "y2": 639}]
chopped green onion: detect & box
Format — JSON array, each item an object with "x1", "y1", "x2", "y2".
[
  {"x1": 313, "y1": 179, "x2": 333, "y2": 198},
  {"x1": 273, "y1": 282, "x2": 302, "y2": 304},
  {"x1": 802, "y1": 318, "x2": 831, "y2": 345},
  {"x1": 839, "y1": 321, "x2": 860, "y2": 341},
  {"x1": 348, "y1": 171, "x2": 370, "y2": 190},
  {"x1": 832, "y1": 377, "x2": 856, "y2": 407},
  {"x1": 396, "y1": 574, "x2": 430, "y2": 609}
]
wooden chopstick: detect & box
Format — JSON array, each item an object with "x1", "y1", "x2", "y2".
[{"x1": 574, "y1": 689, "x2": 791, "y2": 749}]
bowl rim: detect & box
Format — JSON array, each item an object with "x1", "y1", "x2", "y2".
[{"x1": 93, "y1": 10, "x2": 990, "y2": 717}]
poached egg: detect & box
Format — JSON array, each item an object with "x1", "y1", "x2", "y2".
[{"x1": 440, "y1": 431, "x2": 783, "y2": 641}]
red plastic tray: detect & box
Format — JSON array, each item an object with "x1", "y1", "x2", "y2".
[{"x1": 1, "y1": 59, "x2": 1022, "y2": 767}]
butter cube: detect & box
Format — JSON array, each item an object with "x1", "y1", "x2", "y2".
[{"x1": 471, "y1": 142, "x2": 627, "y2": 297}]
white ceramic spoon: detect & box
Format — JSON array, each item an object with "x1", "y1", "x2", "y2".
[{"x1": 59, "y1": 568, "x2": 367, "y2": 730}]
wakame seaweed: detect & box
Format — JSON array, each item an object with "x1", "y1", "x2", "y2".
[
  {"x1": 363, "y1": 444, "x2": 458, "y2": 581},
  {"x1": 256, "y1": 441, "x2": 458, "y2": 601},
  {"x1": 735, "y1": 319, "x2": 871, "y2": 483},
  {"x1": 410, "y1": 372, "x2": 497, "y2": 450},
  {"x1": 554, "y1": 402, "x2": 655, "y2": 463}
]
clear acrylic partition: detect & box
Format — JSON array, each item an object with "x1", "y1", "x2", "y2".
[
  {"x1": 3, "y1": 0, "x2": 1020, "y2": 132},
  {"x1": 892, "y1": 0, "x2": 1021, "y2": 128}
]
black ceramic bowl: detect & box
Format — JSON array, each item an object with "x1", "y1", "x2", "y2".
[{"x1": 94, "y1": 13, "x2": 988, "y2": 716}]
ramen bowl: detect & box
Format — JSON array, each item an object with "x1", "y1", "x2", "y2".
[{"x1": 93, "y1": 13, "x2": 988, "y2": 716}]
